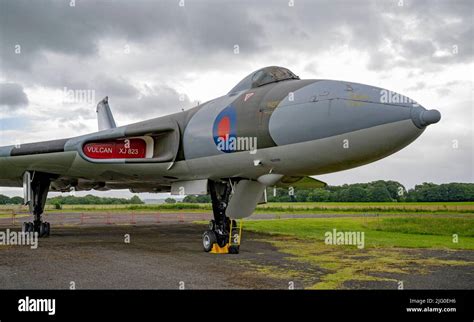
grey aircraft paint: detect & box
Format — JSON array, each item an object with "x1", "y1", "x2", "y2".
[
  {"x1": 269, "y1": 80, "x2": 418, "y2": 146},
  {"x1": 0, "y1": 66, "x2": 441, "y2": 218}
]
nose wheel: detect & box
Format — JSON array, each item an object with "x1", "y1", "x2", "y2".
[
  {"x1": 202, "y1": 230, "x2": 217, "y2": 252},
  {"x1": 202, "y1": 219, "x2": 242, "y2": 254},
  {"x1": 203, "y1": 181, "x2": 242, "y2": 254}
]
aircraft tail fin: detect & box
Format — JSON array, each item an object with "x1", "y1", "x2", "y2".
[{"x1": 96, "y1": 96, "x2": 117, "y2": 131}]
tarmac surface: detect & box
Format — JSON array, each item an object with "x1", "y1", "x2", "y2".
[{"x1": 0, "y1": 212, "x2": 473, "y2": 289}]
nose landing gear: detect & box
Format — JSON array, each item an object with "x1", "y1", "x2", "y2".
[
  {"x1": 202, "y1": 181, "x2": 242, "y2": 254},
  {"x1": 203, "y1": 219, "x2": 242, "y2": 254}
]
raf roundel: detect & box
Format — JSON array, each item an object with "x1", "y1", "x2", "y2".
[{"x1": 212, "y1": 105, "x2": 237, "y2": 153}]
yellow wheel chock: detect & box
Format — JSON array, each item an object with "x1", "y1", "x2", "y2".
[{"x1": 210, "y1": 219, "x2": 242, "y2": 254}]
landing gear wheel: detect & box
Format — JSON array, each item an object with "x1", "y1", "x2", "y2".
[
  {"x1": 44, "y1": 222, "x2": 50, "y2": 237},
  {"x1": 25, "y1": 222, "x2": 34, "y2": 233},
  {"x1": 202, "y1": 230, "x2": 217, "y2": 252},
  {"x1": 39, "y1": 222, "x2": 46, "y2": 237},
  {"x1": 38, "y1": 222, "x2": 50, "y2": 237}
]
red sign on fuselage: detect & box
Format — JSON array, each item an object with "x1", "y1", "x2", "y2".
[{"x1": 83, "y1": 138, "x2": 147, "y2": 159}]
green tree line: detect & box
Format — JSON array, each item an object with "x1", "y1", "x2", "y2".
[
  {"x1": 182, "y1": 181, "x2": 474, "y2": 203},
  {"x1": 264, "y1": 181, "x2": 474, "y2": 202},
  {"x1": 0, "y1": 194, "x2": 144, "y2": 205},
  {"x1": 0, "y1": 182, "x2": 473, "y2": 205}
]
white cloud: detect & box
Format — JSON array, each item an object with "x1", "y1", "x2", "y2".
[{"x1": 0, "y1": 0, "x2": 472, "y2": 197}]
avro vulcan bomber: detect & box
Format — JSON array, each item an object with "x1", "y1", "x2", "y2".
[{"x1": 0, "y1": 66, "x2": 441, "y2": 253}]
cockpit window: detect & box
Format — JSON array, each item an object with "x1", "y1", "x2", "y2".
[{"x1": 228, "y1": 66, "x2": 299, "y2": 94}]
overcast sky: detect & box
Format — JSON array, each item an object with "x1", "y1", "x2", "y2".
[{"x1": 0, "y1": 0, "x2": 472, "y2": 198}]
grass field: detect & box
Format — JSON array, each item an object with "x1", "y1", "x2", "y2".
[
  {"x1": 257, "y1": 202, "x2": 474, "y2": 214},
  {"x1": 241, "y1": 216, "x2": 474, "y2": 289},
  {"x1": 1, "y1": 202, "x2": 472, "y2": 289},
  {"x1": 244, "y1": 216, "x2": 474, "y2": 249},
  {"x1": 1, "y1": 201, "x2": 473, "y2": 215}
]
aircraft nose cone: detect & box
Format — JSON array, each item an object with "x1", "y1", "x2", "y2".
[
  {"x1": 411, "y1": 107, "x2": 441, "y2": 128},
  {"x1": 420, "y1": 109, "x2": 441, "y2": 126}
]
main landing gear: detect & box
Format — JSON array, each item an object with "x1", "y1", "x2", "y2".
[
  {"x1": 21, "y1": 172, "x2": 51, "y2": 237},
  {"x1": 202, "y1": 181, "x2": 242, "y2": 254}
]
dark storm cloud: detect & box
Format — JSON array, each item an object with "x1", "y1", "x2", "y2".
[
  {"x1": 0, "y1": 0, "x2": 265, "y2": 74},
  {"x1": 0, "y1": 83, "x2": 29, "y2": 109},
  {"x1": 0, "y1": 0, "x2": 471, "y2": 196},
  {"x1": 0, "y1": 0, "x2": 472, "y2": 122},
  {"x1": 0, "y1": 0, "x2": 471, "y2": 91},
  {"x1": 276, "y1": 0, "x2": 473, "y2": 71},
  {"x1": 398, "y1": 0, "x2": 474, "y2": 67},
  {"x1": 1, "y1": 0, "x2": 472, "y2": 77}
]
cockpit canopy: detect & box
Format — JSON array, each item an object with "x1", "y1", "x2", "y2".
[{"x1": 228, "y1": 66, "x2": 299, "y2": 94}]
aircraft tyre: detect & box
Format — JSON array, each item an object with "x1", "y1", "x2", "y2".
[
  {"x1": 203, "y1": 230, "x2": 217, "y2": 252},
  {"x1": 22, "y1": 221, "x2": 50, "y2": 237}
]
